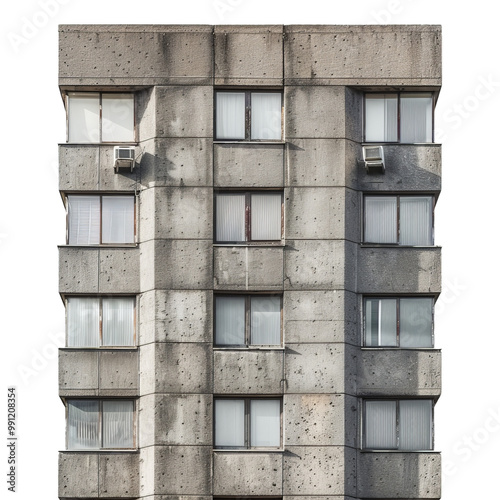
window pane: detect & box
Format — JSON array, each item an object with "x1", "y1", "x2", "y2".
[
  {"x1": 365, "y1": 298, "x2": 397, "y2": 347},
  {"x1": 215, "y1": 399, "x2": 245, "y2": 447},
  {"x1": 400, "y1": 298, "x2": 433, "y2": 348},
  {"x1": 251, "y1": 297, "x2": 281, "y2": 345},
  {"x1": 251, "y1": 93, "x2": 282, "y2": 140},
  {"x1": 216, "y1": 194, "x2": 246, "y2": 242},
  {"x1": 67, "y1": 297, "x2": 100, "y2": 347},
  {"x1": 68, "y1": 93, "x2": 100, "y2": 143},
  {"x1": 102, "y1": 196, "x2": 135, "y2": 244},
  {"x1": 400, "y1": 196, "x2": 433, "y2": 245},
  {"x1": 365, "y1": 400, "x2": 397, "y2": 449},
  {"x1": 68, "y1": 195, "x2": 101, "y2": 245},
  {"x1": 67, "y1": 400, "x2": 100, "y2": 449},
  {"x1": 251, "y1": 194, "x2": 281, "y2": 241},
  {"x1": 399, "y1": 400, "x2": 432, "y2": 450},
  {"x1": 102, "y1": 94, "x2": 134, "y2": 142},
  {"x1": 216, "y1": 92, "x2": 245, "y2": 139},
  {"x1": 400, "y1": 93, "x2": 433, "y2": 143},
  {"x1": 102, "y1": 298, "x2": 135, "y2": 346},
  {"x1": 364, "y1": 196, "x2": 397, "y2": 243},
  {"x1": 215, "y1": 296, "x2": 246, "y2": 345},
  {"x1": 365, "y1": 94, "x2": 398, "y2": 142},
  {"x1": 102, "y1": 401, "x2": 134, "y2": 448},
  {"x1": 250, "y1": 399, "x2": 280, "y2": 447}
]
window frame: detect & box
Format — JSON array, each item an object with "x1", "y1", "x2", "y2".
[
  {"x1": 363, "y1": 91, "x2": 435, "y2": 143},
  {"x1": 66, "y1": 91, "x2": 136, "y2": 144},
  {"x1": 363, "y1": 194, "x2": 435, "y2": 246},
  {"x1": 214, "y1": 293, "x2": 283, "y2": 348},
  {"x1": 66, "y1": 193, "x2": 137, "y2": 246},
  {"x1": 66, "y1": 399, "x2": 136, "y2": 451},
  {"x1": 363, "y1": 296, "x2": 435, "y2": 348},
  {"x1": 214, "y1": 397, "x2": 283, "y2": 450},
  {"x1": 362, "y1": 399, "x2": 434, "y2": 451},
  {"x1": 214, "y1": 89, "x2": 284, "y2": 142},
  {"x1": 65, "y1": 295, "x2": 137, "y2": 348}
]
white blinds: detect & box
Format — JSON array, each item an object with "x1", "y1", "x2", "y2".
[
  {"x1": 251, "y1": 93, "x2": 282, "y2": 140},
  {"x1": 216, "y1": 92, "x2": 246, "y2": 139},
  {"x1": 364, "y1": 196, "x2": 397, "y2": 243},
  {"x1": 68, "y1": 93, "x2": 100, "y2": 143},
  {"x1": 215, "y1": 399, "x2": 245, "y2": 447},
  {"x1": 400, "y1": 196, "x2": 433, "y2": 245},
  {"x1": 250, "y1": 399, "x2": 280, "y2": 447},
  {"x1": 67, "y1": 297, "x2": 100, "y2": 347},
  {"x1": 102, "y1": 94, "x2": 134, "y2": 142},
  {"x1": 102, "y1": 401, "x2": 134, "y2": 448},
  {"x1": 251, "y1": 297, "x2": 281, "y2": 345},
  {"x1": 400, "y1": 298, "x2": 433, "y2": 348},
  {"x1": 399, "y1": 400, "x2": 433, "y2": 450},
  {"x1": 67, "y1": 400, "x2": 100, "y2": 449},
  {"x1": 251, "y1": 194, "x2": 281, "y2": 240},
  {"x1": 364, "y1": 400, "x2": 397, "y2": 449},
  {"x1": 400, "y1": 94, "x2": 433, "y2": 143},
  {"x1": 102, "y1": 196, "x2": 135, "y2": 244},
  {"x1": 216, "y1": 194, "x2": 246, "y2": 242},
  {"x1": 102, "y1": 298, "x2": 135, "y2": 346},
  {"x1": 68, "y1": 195, "x2": 100, "y2": 245},
  {"x1": 215, "y1": 296, "x2": 245, "y2": 345},
  {"x1": 365, "y1": 298, "x2": 397, "y2": 347},
  {"x1": 365, "y1": 94, "x2": 398, "y2": 142}
]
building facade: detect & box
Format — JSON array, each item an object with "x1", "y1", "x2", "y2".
[{"x1": 58, "y1": 24, "x2": 442, "y2": 500}]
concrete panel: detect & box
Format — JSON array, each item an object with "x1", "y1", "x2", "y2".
[
  {"x1": 139, "y1": 240, "x2": 156, "y2": 293},
  {"x1": 139, "y1": 342, "x2": 155, "y2": 396},
  {"x1": 98, "y1": 248, "x2": 141, "y2": 293},
  {"x1": 153, "y1": 446, "x2": 212, "y2": 495},
  {"x1": 155, "y1": 86, "x2": 213, "y2": 138},
  {"x1": 357, "y1": 247, "x2": 441, "y2": 294},
  {"x1": 59, "y1": 452, "x2": 99, "y2": 498},
  {"x1": 155, "y1": 343, "x2": 212, "y2": 394},
  {"x1": 139, "y1": 446, "x2": 155, "y2": 497},
  {"x1": 138, "y1": 394, "x2": 155, "y2": 448},
  {"x1": 345, "y1": 87, "x2": 363, "y2": 142},
  {"x1": 139, "y1": 187, "x2": 156, "y2": 243},
  {"x1": 358, "y1": 349, "x2": 441, "y2": 397},
  {"x1": 284, "y1": 25, "x2": 441, "y2": 86},
  {"x1": 214, "y1": 246, "x2": 284, "y2": 290},
  {"x1": 59, "y1": 246, "x2": 99, "y2": 294},
  {"x1": 358, "y1": 144, "x2": 442, "y2": 193},
  {"x1": 59, "y1": 25, "x2": 214, "y2": 86},
  {"x1": 98, "y1": 146, "x2": 139, "y2": 192},
  {"x1": 357, "y1": 451, "x2": 441, "y2": 498},
  {"x1": 214, "y1": 350, "x2": 284, "y2": 394},
  {"x1": 137, "y1": 87, "x2": 156, "y2": 143},
  {"x1": 213, "y1": 452, "x2": 282, "y2": 496},
  {"x1": 284, "y1": 290, "x2": 357, "y2": 344},
  {"x1": 214, "y1": 144, "x2": 284, "y2": 187},
  {"x1": 59, "y1": 350, "x2": 98, "y2": 393},
  {"x1": 59, "y1": 145, "x2": 99, "y2": 191},
  {"x1": 214, "y1": 25, "x2": 283, "y2": 86},
  {"x1": 99, "y1": 350, "x2": 139, "y2": 392},
  {"x1": 99, "y1": 453, "x2": 139, "y2": 498}
]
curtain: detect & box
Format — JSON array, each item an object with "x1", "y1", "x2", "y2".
[
  {"x1": 216, "y1": 92, "x2": 245, "y2": 139},
  {"x1": 364, "y1": 196, "x2": 397, "y2": 243},
  {"x1": 400, "y1": 298, "x2": 433, "y2": 348},
  {"x1": 365, "y1": 298, "x2": 397, "y2": 346},
  {"x1": 102, "y1": 297, "x2": 135, "y2": 346},
  {"x1": 250, "y1": 399, "x2": 280, "y2": 447},
  {"x1": 251, "y1": 297, "x2": 280, "y2": 345},
  {"x1": 400, "y1": 94, "x2": 433, "y2": 143},
  {"x1": 400, "y1": 196, "x2": 432, "y2": 245},
  {"x1": 67, "y1": 400, "x2": 99, "y2": 449},
  {"x1": 102, "y1": 401, "x2": 134, "y2": 448},
  {"x1": 365, "y1": 400, "x2": 397, "y2": 449},
  {"x1": 399, "y1": 400, "x2": 432, "y2": 450},
  {"x1": 68, "y1": 93, "x2": 100, "y2": 143},
  {"x1": 365, "y1": 94, "x2": 398, "y2": 142},
  {"x1": 215, "y1": 296, "x2": 245, "y2": 345},
  {"x1": 67, "y1": 297, "x2": 100, "y2": 347},
  {"x1": 215, "y1": 399, "x2": 245, "y2": 447},
  {"x1": 251, "y1": 194, "x2": 281, "y2": 240},
  {"x1": 68, "y1": 195, "x2": 100, "y2": 245},
  {"x1": 251, "y1": 93, "x2": 282, "y2": 140},
  {"x1": 216, "y1": 194, "x2": 246, "y2": 242},
  {"x1": 101, "y1": 196, "x2": 135, "y2": 244},
  {"x1": 102, "y1": 94, "x2": 134, "y2": 142}
]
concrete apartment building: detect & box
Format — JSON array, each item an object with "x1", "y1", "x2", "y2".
[{"x1": 58, "y1": 24, "x2": 442, "y2": 500}]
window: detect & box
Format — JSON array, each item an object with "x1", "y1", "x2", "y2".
[
  {"x1": 363, "y1": 399, "x2": 433, "y2": 451},
  {"x1": 66, "y1": 297, "x2": 135, "y2": 347},
  {"x1": 364, "y1": 195, "x2": 433, "y2": 246},
  {"x1": 67, "y1": 195, "x2": 135, "y2": 245},
  {"x1": 215, "y1": 90, "x2": 282, "y2": 141},
  {"x1": 67, "y1": 399, "x2": 135, "y2": 450},
  {"x1": 215, "y1": 295, "x2": 282, "y2": 347},
  {"x1": 67, "y1": 92, "x2": 135, "y2": 143},
  {"x1": 215, "y1": 192, "x2": 282, "y2": 243},
  {"x1": 364, "y1": 297, "x2": 433, "y2": 348},
  {"x1": 214, "y1": 398, "x2": 281, "y2": 449},
  {"x1": 365, "y1": 93, "x2": 433, "y2": 143}
]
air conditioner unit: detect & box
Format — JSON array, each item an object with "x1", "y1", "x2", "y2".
[
  {"x1": 114, "y1": 146, "x2": 136, "y2": 172},
  {"x1": 362, "y1": 145, "x2": 385, "y2": 173}
]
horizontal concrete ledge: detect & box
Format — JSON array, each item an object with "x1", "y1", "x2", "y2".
[
  {"x1": 60, "y1": 24, "x2": 214, "y2": 33},
  {"x1": 285, "y1": 24, "x2": 442, "y2": 33}
]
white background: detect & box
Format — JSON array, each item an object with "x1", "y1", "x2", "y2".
[{"x1": 1, "y1": 1, "x2": 497, "y2": 498}]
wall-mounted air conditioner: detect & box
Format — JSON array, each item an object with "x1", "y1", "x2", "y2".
[
  {"x1": 114, "y1": 146, "x2": 136, "y2": 172},
  {"x1": 362, "y1": 145, "x2": 385, "y2": 173}
]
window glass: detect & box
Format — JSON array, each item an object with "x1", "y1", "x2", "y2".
[
  {"x1": 399, "y1": 196, "x2": 433, "y2": 246},
  {"x1": 251, "y1": 92, "x2": 282, "y2": 140},
  {"x1": 216, "y1": 92, "x2": 246, "y2": 140},
  {"x1": 215, "y1": 194, "x2": 246, "y2": 242},
  {"x1": 67, "y1": 400, "x2": 100, "y2": 449},
  {"x1": 400, "y1": 93, "x2": 433, "y2": 143},
  {"x1": 215, "y1": 296, "x2": 246, "y2": 346},
  {"x1": 365, "y1": 298, "x2": 397, "y2": 347},
  {"x1": 215, "y1": 399, "x2": 245, "y2": 447},
  {"x1": 102, "y1": 297, "x2": 135, "y2": 346},
  {"x1": 68, "y1": 93, "x2": 100, "y2": 143},
  {"x1": 364, "y1": 400, "x2": 397, "y2": 450},
  {"x1": 67, "y1": 297, "x2": 100, "y2": 347},
  {"x1": 101, "y1": 94, "x2": 134, "y2": 142},
  {"x1": 250, "y1": 399, "x2": 281, "y2": 447},
  {"x1": 102, "y1": 196, "x2": 135, "y2": 244},
  {"x1": 364, "y1": 196, "x2": 397, "y2": 244},
  {"x1": 250, "y1": 194, "x2": 282, "y2": 241},
  {"x1": 365, "y1": 94, "x2": 398, "y2": 142},
  {"x1": 399, "y1": 298, "x2": 433, "y2": 348},
  {"x1": 68, "y1": 195, "x2": 101, "y2": 245},
  {"x1": 399, "y1": 400, "x2": 433, "y2": 450},
  {"x1": 250, "y1": 296, "x2": 281, "y2": 345},
  {"x1": 102, "y1": 400, "x2": 134, "y2": 448}
]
